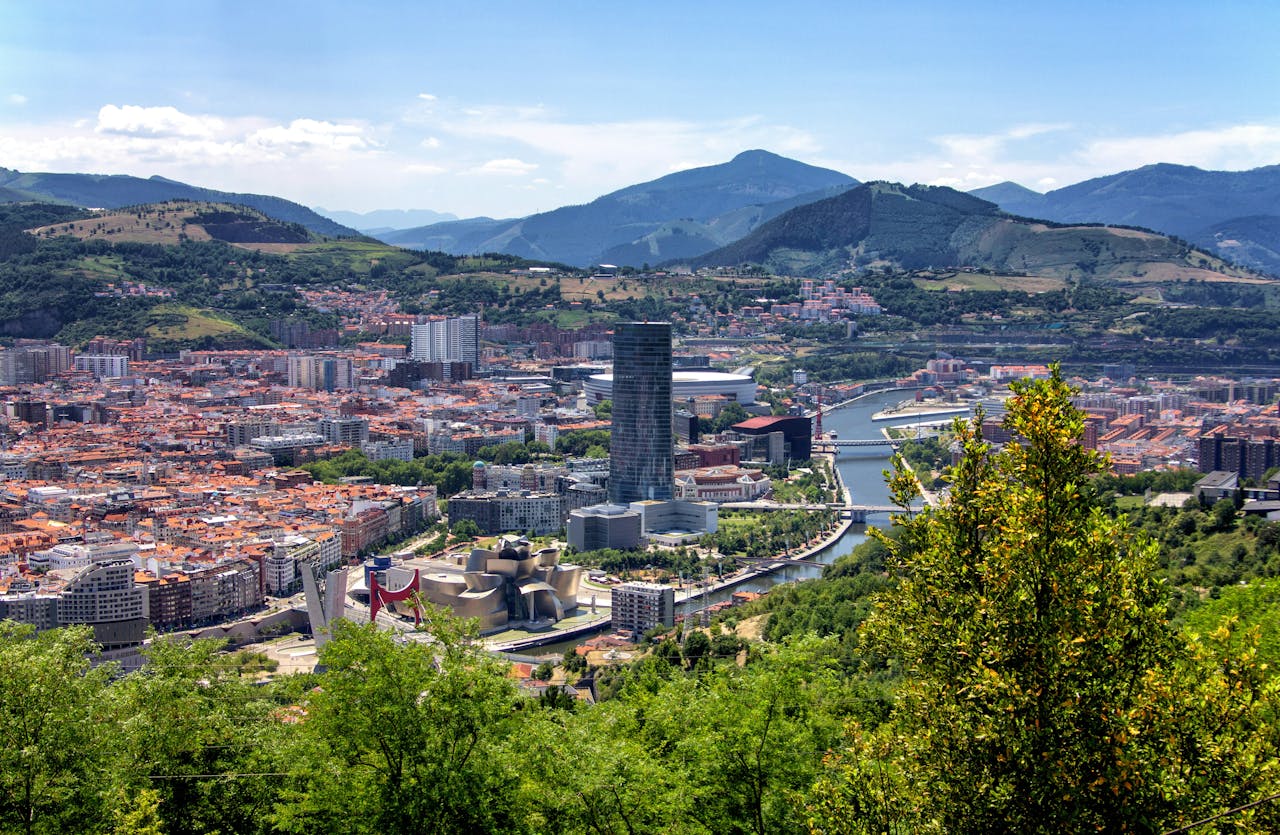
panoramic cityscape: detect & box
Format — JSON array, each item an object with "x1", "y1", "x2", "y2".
[{"x1": 5, "y1": 3, "x2": 1280, "y2": 834}]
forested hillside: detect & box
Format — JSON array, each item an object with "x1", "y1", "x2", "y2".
[{"x1": 0, "y1": 201, "x2": 560, "y2": 348}]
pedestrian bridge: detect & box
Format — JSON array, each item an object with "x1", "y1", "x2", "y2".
[
  {"x1": 813, "y1": 438, "x2": 902, "y2": 456},
  {"x1": 720, "y1": 501, "x2": 908, "y2": 522}
]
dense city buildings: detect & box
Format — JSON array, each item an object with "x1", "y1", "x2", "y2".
[
  {"x1": 2, "y1": 314, "x2": 1280, "y2": 649},
  {"x1": 608, "y1": 322, "x2": 674, "y2": 504}
]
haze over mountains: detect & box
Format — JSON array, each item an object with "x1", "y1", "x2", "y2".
[{"x1": 313, "y1": 207, "x2": 458, "y2": 235}]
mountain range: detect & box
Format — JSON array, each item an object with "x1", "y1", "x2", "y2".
[
  {"x1": 5, "y1": 152, "x2": 1280, "y2": 278},
  {"x1": 377, "y1": 150, "x2": 857, "y2": 266},
  {"x1": 0, "y1": 168, "x2": 358, "y2": 238},
  {"x1": 375, "y1": 155, "x2": 1280, "y2": 276},
  {"x1": 689, "y1": 180, "x2": 1252, "y2": 286},
  {"x1": 970, "y1": 164, "x2": 1280, "y2": 275}
]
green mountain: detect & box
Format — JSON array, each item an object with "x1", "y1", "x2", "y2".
[
  {"x1": 0, "y1": 168, "x2": 359, "y2": 238},
  {"x1": 377, "y1": 150, "x2": 857, "y2": 266},
  {"x1": 689, "y1": 181, "x2": 1256, "y2": 284},
  {"x1": 970, "y1": 164, "x2": 1280, "y2": 275},
  {"x1": 0, "y1": 200, "x2": 562, "y2": 348}
]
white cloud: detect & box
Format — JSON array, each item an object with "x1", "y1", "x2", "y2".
[
  {"x1": 8, "y1": 94, "x2": 26, "y2": 106},
  {"x1": 933, "y1": 123, "x2": 1072, "y2": 162},
  {"x1": 96, "y1": 104, "x2": 223, "y2": 138},
  {"x1": 420, "y1": 136, "x2": 441, "y2": 149},
  {"x1": 1079, "y1": 124, "x2": 1280, "y2": 173},
  {"x1": 404, "y1": 163, "x2": 446, "y2": 175},
  {"x1": 830, "y1": 118, "x2": 1280, "y2": 201},
  {"x1": 246, "y1": 118, "x2": 370, "y2": 153},
  {"x1": 470, "y1": 158, "x2": 538, "y2": 176},
  {"x1": 417, "y1": 93, "x2": 437, "y2": 102},
  {"x1": 440, "y1": 106, "x2": 821, "y2": 196}
]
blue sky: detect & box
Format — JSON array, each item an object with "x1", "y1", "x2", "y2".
[{"x1": 2, "y1": 1, "x2": 1279, "y2": 217}]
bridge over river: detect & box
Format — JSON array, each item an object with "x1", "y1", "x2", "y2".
[
  {"x1": 719, "y1": 500, "x2": 907, "y2": 522},
  {"x1": 812, "y1": 438, "x2": 902, "y2": 456}
]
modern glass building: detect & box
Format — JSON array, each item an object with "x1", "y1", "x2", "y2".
[{"x1": 608, "y1": 322, "x2": 674, "y2": 503}]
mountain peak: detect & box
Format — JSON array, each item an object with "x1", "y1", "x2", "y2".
[{"x1": 730, "y1": 149, "x2": 784, "y2": 163}]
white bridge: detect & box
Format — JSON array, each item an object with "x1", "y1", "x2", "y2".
[{"x1": 720, "y1": 501, "x2": 908, "y2": 522}]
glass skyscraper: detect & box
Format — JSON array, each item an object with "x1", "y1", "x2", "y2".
[{"x1": 608, "y1": 322, "x2": 674, "y2": 503}]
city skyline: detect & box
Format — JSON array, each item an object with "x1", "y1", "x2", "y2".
[{"x1": 3, "y1": 2, "x2": 1279, "y2": 216}]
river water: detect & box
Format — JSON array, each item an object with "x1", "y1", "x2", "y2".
[
  {"x1": 675, "y1": 387, "x2": 922, "y2": 606},
  {"x1": 524, "y1": 388, "x2": 930, "y2": 658}
]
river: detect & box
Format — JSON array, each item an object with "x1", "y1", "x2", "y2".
[{"x1": 524, "y1": 388, "x2": 933, "y2": 659}]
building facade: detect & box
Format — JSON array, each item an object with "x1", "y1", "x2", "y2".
[
  {"x1": 608, "y1": 322, "x2": 674, "y2": 503},
  {"x1": 611, "y1": 581, "x2": 675, "y2": 634},
  {"x1": 567, "y1": 503, "x2": 643, "y2": 551},
  {"x1": 411, "y1": 315, "x2": 479, "y2": 365}
]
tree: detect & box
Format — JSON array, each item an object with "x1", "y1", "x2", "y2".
[
  {"x1": 106, "y1": 636, "x2": 280, "y2": 835},
  {"x1": 816, "y1": 368, "x2": 1280, "y2": 833},
  {"x1": 271, "y1": 616, "x2": 525, "y2": 834},
  {"x1": 0, "y1": 623, "x2": 113, "y2": 835},
  {"x1": 450, "y1": 518, "x2": 480, "y2": 539},
  {"x1": 682, "y1": 630, "x2": 712, "y2": 670}
]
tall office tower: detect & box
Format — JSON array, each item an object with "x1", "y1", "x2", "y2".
[
  {"x1": 411, "y1": 315, "x2": 479, "y2": 364},
  {"x1": 608, "y1": 322, "x2": 673, "y2": 503}
]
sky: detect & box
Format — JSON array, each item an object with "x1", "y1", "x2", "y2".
[{"x1": 2, "y1": 1, "x2": 1279, "y2": 219}]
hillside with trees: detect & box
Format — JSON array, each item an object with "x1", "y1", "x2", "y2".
[
  {"x1": 970, "y1": 163, "x2": 1280, "y2": 276},
  {"x1": 0, "y1": 201, "x2": 564, "y2": 348},
  {"x1": 691, "y1": 180, "x2": 1263, "y2": 287},
  {"x1": 0, "y1": 167, "x2": 357, "y2": 237}
]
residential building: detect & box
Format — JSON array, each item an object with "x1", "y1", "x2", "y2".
[
  {"x1": 611, "y1": 581, "x2": 675, "y2": 634},
  {"x1": 74, "y1": 354, "x2": 130, "y2": 379},
  {"x1": 411, "y1": 315, "x2": 479, "y2": 364},
  {"x1": 447, "y1": 490, "x2": 565, "y2": 535}
]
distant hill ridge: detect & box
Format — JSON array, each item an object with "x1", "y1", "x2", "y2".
[
  {"x1": 26, "y1": 200, "x2": 317, "y2": 248},
  {"x1": 969, "y1": 163, "x2": 1280, "y2": 275},
  {"x1": 688, "y1": 180, "x2": 1257, "y2": 286},
  {"x1": 378, "y1": 150, "x2": 857, "y2": 266},
  {"x1": 314, "y1": 207, "x2": 458, "y2": 233},
  {"x1": 0, "y1": 168, "x2": 358, "y2": 238}
]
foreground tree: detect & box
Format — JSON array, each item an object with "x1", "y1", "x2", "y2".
[
  {"x1": 812, "y1": 369, "x2": 1280, "y2": 833},
  {"x1": 0, "y1": 624, "x2": 112, "y2": 835},
  {"x1": 105, "y1": 636, "x2": 281, "y2": 835},
  {"x1": 271, "y1": 614, "x2": 525, "y2": 835}
]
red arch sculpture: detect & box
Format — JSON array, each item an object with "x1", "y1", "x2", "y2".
[{"x1": 369, "y1": 568, "x2": 421, "y2": 625}]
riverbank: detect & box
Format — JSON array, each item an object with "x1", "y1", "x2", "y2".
[{"x1": 676, "y1": 451, "x2": 856, "y2": 606}]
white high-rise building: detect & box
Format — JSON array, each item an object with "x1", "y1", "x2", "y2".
[
  {"x1": 411, "y1": 316, "x2": 478, "y2": 364},
  {"x1": 74, "y1": 354, "x2": 129, "y2": 379}
]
